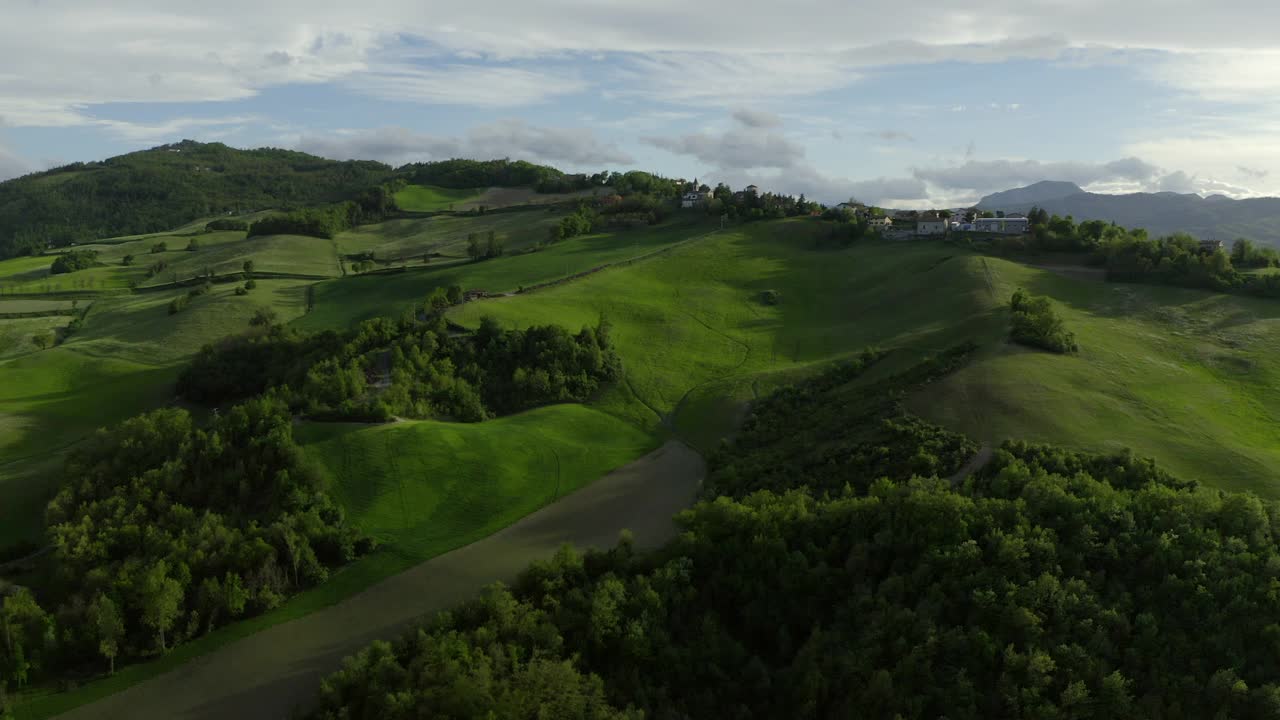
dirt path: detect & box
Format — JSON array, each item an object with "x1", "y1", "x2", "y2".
[
  {"x1": 55, "y1": 441, "x2": 705, "y2": 720},
  {"x1": 948, "y1": 442, "x2": 994, "y2": 487}
]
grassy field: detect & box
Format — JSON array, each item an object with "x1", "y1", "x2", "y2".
[
  {"x1": 335, "y1": 209, "x2": 568, "y2": 262},
  {"x1": 298, "y1": 405, "x2": 656, "y2": 561},
  {"x1": 20, "y1": 212, "x2": 1280, "y2": 716},
  {"x1": 907, "y1": 255, "x2": 1280, "y2": 497},
  {"x1": 393, "y1": 185, "x2": 483, "y2": 212},
  {"x1": 450, "y1": 221, "x2": 1001, "y2": 441},
  {"x1": 300, "y1": 216, "x2": 716, "y2": 331},
  {"x1": 0, "y1": 278, "x2": 314, "y2": 544}
]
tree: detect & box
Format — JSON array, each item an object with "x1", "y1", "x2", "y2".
[
  {"x1": 445, "y1": 285, "x2": 464, "y2": 305},
  {"x1": 30, "y1": 333, "x2": 53, "y2": 351},
  {"x1": 186, "y1": 237, "x2": 201, "y2": 252},
  {"x1": 467, "y1": 234, "x2": 483, "y2": 261},
  {"x1": 122, "y1": 254, "x2": 135, "y2": 266},
  {"x1": 139, "y1": 561, "x2": 183, "y2": 653},
  {"x1": 250, "y1": 308, "x2": 279, "y2": 327},
  {"x1": 88, "y1": 594, "x2": 124, "y2": 675},
  {"x1": 151, "y1": 241, "x2": 168, "y2": 254},
  {"x1": 243, "y1": 259, "x2": 255, "y2": 276}
]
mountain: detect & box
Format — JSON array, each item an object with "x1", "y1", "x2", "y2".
[
  {"x1": 0, "y1": 140, "x2": 393, "y2": 258},
  {"x1": 977, "y1": 180, "x2": 1083, "y2": 208},
  {"x1": 978, "y1": 182, "x2": 1280, "y2": 246}
]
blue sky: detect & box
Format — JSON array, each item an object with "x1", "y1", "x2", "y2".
[{"x1": 2, "y1": 1, "x2": 1278, "y2": 207}]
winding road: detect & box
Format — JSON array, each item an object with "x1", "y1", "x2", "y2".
[{"x1": 55, "y1": 440, "x2": 705, "y2": 720}]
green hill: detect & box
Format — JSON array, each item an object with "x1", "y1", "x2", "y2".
[
  {"x1": 452, "y1": 221, "x2": 1280, "y2": 495},
  {"x1": 0, "y1": 140, "x2": 392, "y2": 258}
]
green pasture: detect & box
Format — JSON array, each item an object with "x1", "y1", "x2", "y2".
[
  {"x1": 298, "y1": 404, "x2": 656, "y2": 560},
  {"x1": 909, "y1": 256, "x2": 1280, "y2": 497},
  {"x1": 393, "y1": 185, "x2": 483, "y2": 212},
  {"x1": 335, "y1": 209, "x2": 568, "y2": 262},
  {"x1": 450, "y1": 221, "x2": 1003, "y2": 439},
  {"x1": 299, "y1": 217, "x2": 715, "y2": 331}
]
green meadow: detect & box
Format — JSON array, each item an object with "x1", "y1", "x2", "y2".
[
  {"x1": 297, "y1": 404, "x2": 655, "y2": 562},
  {"x1": 18, "y1": 210, "x2": 1280, "y2": 717},
  {"x1": 392, "y1": 184, "x2": 483, "y2": 212}
]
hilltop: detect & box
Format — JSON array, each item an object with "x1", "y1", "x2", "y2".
[
  {"x1": 0, "y1": 140, "x2": 396, "y2": 258},
  {"x1": 978, "y1": 181, "x2": 1280, "y2": 245}
]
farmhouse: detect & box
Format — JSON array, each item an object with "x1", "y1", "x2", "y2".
[
  {"x1": 915, "y1": 213, "x2": 948, "y2": 236},
  {"x1": 972, "y1": 217, "x2": 1030, "y2": 234},
  {"x1": 1199, "y1": 239, "x2": 1225, "y2": 252},
  {"x1": 866, "y1": 216, "x2": 893, "y2": 229},
  {"x1": 681, "y1": 190, "x2": 711, "y2": 208}
]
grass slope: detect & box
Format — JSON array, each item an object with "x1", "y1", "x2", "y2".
[
  {"x1": 909, "y1": 256, "x2": 1280, "y2": 497},
  {"x1": 392, "y1": 184, "x2": 482, "y2": 212},
  {"x1": 334, "y1": 210, "x2": 567, "y2": 263},
  {"x1": 450, "y1": 221, "x2": 1002, "y2": 445},
  {"x1": 298, "y1": 405, "x2": 656, "y2": 561},
  {"x1": 300, "y1": 217, "x2": 715, "y2": 331}
]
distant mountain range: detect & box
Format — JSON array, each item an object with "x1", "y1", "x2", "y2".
[{"x1": 977, "y1": 180, "x2": 1280, "y2": 247}]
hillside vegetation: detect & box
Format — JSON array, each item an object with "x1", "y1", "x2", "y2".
[
  {"x1": 314, "y1": 353, "x2": 1280, "y2": 720},
  {"x1": 0, "y1": 141, "x2": 393, "y2": 258}
]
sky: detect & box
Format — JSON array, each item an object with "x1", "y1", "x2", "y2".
[{"x1": 2, "y1": 1, "x2": 1279, "y2": 208}]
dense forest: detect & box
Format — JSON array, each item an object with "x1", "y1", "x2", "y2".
[
  {"x1": 178, "y1": 313, "x2": 622, "y2": 422},
  {"x1": 246, "y1": 181, "x2": 403, "y2": 240},
  {"x1": 311, "y1": 347, "x2": 1280, "y2": 720},
  {"x1": 0, "y1": 399, "x2": 368, "y2": 690},
  {"x1": 0, "y1": 141, "x2": 394, "y2": 258}
]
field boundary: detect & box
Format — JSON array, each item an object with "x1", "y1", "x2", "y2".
[{"x1": 513, "y1": 228, "x2": 720, "y2": 297}]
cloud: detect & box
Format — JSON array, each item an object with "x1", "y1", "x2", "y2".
[
  {"x1": 732, "y1": 108, "x2": 783, "y2": 129},
  {"x1": 349, "y1": 64, "x2": 587, "y2": 107},
  {"x1": 95, "y1": 116, "x2": 258, "y2": 144},
  {"x1": 466, "y1": 119, "x2": 633, "y2": 165},
  {"x1": 644, "y1": 127, "x2": 805, "y2": 170},
  {"x1": 912, "y1": 157, "x2": 1161, "y2": 197},
  {"x1": 871, "y1": 130, "x2": 915, "y2": 143},
  {"x1": 297, "y1": 120, "x2": 632, "y2": 168},
  {"x1": 728, "y1": 165, "x2": 929, "y2": 206},
  {"x1": 613, "y1": 53, "x2": 858, "y2": 105},
  {"x1": 0, "y1": 141, "x2": 30, "y2": 181},
  {"x1": 1239, "y1": 166, "x2": 1270, "y2": 180}
]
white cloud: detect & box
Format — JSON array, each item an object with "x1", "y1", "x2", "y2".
[
  {"x1": 732, "y1": 108, "x2": 783, "y2": 129},
  {"x1": 0, "y1": 141, "x2": 30, "y2": 181},
  {"x1": 349, "y1": 64, "x2": 587, "y2": 107},
  {"x1": 644, "y1": 127, "x2": 805, "y2": 170},
  {"x1": 912, "y1": 157, "x2": 1162, "y2": 197},
  {"x1": 296, "y1": 120, "x2": 632, "y2": 168},
  {"x1": 95, "y1": 116, "x2": 258, "y2": 144}
]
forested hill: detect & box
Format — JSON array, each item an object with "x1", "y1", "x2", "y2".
[{"x1": 0, "y1": 140, "x2": 392, "y2": 258}]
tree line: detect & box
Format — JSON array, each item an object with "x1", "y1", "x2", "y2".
[
  {"x1": 308, "y1": 345, "x2": 1280, "y2": 720},
  {"x1": 247, "y1": 181, "x2": 404, "y2": 240},
  {"x1": 178, "y1": 312, "x2": 623, "y2": 423},
  {"x1": 0, "y1": 398, "x2": 369, "y2": 696}
]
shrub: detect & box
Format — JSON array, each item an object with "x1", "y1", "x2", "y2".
[
  {"x1": 168, "y1": 295, "x2": 189, "y2": 315},
  {"x1": 1009, "y1": 288, "x2": 1078, "y2": 353},
  {"x1": 50, "y1": 249, "x2": 98, "y2": 275},
  {"x1": 234, "y1": 286, "x2": 249, "y2": 296}
]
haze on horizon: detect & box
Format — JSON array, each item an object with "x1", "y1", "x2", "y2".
[{"x1": 2, "y1": 0, "x2": 1278, "y2": 208}]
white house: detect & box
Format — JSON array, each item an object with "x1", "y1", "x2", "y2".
[
  {"x1": 916, "y1": 213, "x2": 948, "y2": 236},
  {"x1": 973, "y1": 217, "x2": 1030, "y2": 234},
  {"x1": 865, "y1": 216, "x2": 893, "y2": 229}
]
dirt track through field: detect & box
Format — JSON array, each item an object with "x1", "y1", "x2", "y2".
[{"x1": 55, "y1": 441, "x2": 704, "y2": 720}]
